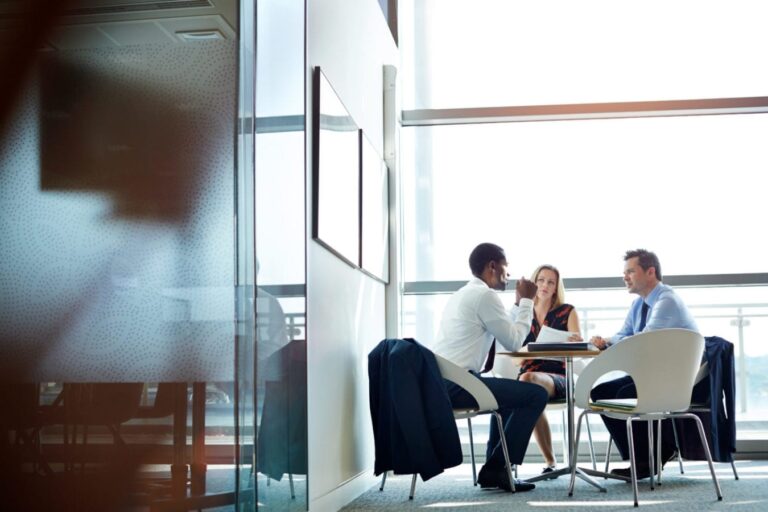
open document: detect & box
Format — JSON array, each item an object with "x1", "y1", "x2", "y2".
[
  {"x1": 528, "y1": 326, "x2": 592, "y2": 351},
  {"x1": 535, "y1": 325, "x2": 578, "y2": 343}
]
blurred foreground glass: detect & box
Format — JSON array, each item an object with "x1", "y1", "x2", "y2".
[{"x1": 0, "y1": 1, "x2": 265, "y2": 509}]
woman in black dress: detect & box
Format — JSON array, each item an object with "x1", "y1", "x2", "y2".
[{"x1": 517, "y1": 264, "x2": 582, "y2": 475}]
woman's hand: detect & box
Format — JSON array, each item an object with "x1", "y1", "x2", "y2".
[{"x1": 567, "y1": 334, "x2": 583, "y2": 342}]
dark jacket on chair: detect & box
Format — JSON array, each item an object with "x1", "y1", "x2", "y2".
[
  {"x1": 368, "y1": 338, "x2": 463, "y2": 481},
  {"x1": 678, "y1": 335, "x2": 736, "y2": 462}
]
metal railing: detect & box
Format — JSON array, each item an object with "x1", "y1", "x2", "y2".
[
  {"x1": 579, "y1": 303, "x2": 768, "y2": 415},
  {"x1": 401, "y1": 300, "x2": 768, "y2": 419}
]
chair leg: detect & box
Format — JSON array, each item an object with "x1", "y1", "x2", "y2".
[
  {"x1": 289, "y1": 473, "x2": 295, "y2": 499},
  {"x1": 27, "y1": 427, "x2": 53, "y2": 476},
  {"x1": 684, "y1": 413, "x2": 722, "y2": 501},
  {"x1": 656, "y1": 420, "x2": 663, "y2": 485},
  {"x1": 492, "y1": 411, "x2": 515, "y2": 492},
  {"x1": 627, "y1": 418, "x2": 639, "y2": 507},
  {"x1": 604, "y1": 435, "x2": 613, "y2": 477},
  {"x1": 409, "y1": 474, "x2": 417, "y2": 500},
  {"x1": 64, "y1": 421, "x2": 71, "y2": 472},
  {"x1": 379, "y1": 471, "x2": 387, "y2": 491},
  {"x1": 585, "y1": 414, "x2": 597, "y2": 471},
  {"x1": 671, "y1": 418, "x2": 685, "y2": 474},
  {"x1": 467, "y1": 418, "x2": 477, "y2": 486},
  {"x1": 670, "y1": 413, "x2": 738, "y2": 482},
  {"x1": 81, "y1": 424, "x2": 89, "y2": 474},
  {"x1": 647, "y1": 419, "x2": 655, "y2": 491}
]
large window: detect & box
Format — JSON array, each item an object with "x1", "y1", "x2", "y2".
[
  {"x1": 400, "y1": 0, "x2": 768, "y2": 109},
  {"x1": 401, "y1": 113, "x2": 768, "y2": 282},
  {"x1": 399, "y1": 1, "x2": 768, "y2": 445}
]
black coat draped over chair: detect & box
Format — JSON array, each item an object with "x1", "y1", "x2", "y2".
[{"x1": 368, "y1": 338, "x2": 463, "y2": 481}]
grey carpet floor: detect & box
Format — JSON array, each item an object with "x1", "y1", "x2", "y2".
[{"x1": 343, "y1": 460, "x2": 768, "y2": 511}]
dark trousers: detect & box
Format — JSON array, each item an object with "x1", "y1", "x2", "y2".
[
  {"x1": 591, "y1": 376, "x2": 676, "y2": 467},
  {"x1": 445, "y1": 374, "x2": 548, "y2": 468}
]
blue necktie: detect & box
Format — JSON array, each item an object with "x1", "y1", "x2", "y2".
[{"x1": 638, "y1": 301, "x2": 650, "y2": 332}]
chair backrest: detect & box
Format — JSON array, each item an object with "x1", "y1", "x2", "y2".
[
  {"x1": 694, "y1": 360, "x2": 709, "y2": 385},
  {"x1": 433, "y1": 352, "x2": 499, "y2": 412},
  {"x1": 574, "y1": 328, "x2": 704, "y2": 414}
]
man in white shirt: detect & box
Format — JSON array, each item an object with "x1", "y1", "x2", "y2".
[{"x1": 432, "y1": 243, "x2": 548, "y2": 493}]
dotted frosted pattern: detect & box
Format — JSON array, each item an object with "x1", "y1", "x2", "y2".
[{"x1": 0, "y1": 41, "x2": 238, "y2": 381}]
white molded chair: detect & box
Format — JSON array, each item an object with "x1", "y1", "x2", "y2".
[
  {"x1": 603, "y1": 360, "x2": 739, "y2": 482},
  {"x1": 567, "y1": 328, "x2": 722, "y2": 507},
  {"x1": 379, "y1": 352, "x2": 517, "y2": 498}
]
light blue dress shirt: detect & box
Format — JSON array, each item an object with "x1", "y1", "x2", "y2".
[{"x1": 610, "y1": 282, "x2": 699, "y2": 345}]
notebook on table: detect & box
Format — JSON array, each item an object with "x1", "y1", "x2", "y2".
[
  {"x1": 526, "y1": 325, "x2": 592, "y2": 351},
  {"x1": 527, "y1": 342, "x2": 591, "y2": 352}
]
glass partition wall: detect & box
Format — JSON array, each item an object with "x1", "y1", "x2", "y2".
[
  {"x1": 398, "y1": 0, "x2": 768, "y2": 455},
  {"x1": 0, "y1": 1, "x2": 307, "y2": 510},
  {"x1": 250, "y1": 0, "x2": 308, "y2": 509}
]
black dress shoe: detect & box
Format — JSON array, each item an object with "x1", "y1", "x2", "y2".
[
  {"x1": 611, "y1": 450, "x2": 676, "y2": 481},
  {"x1": 610, "y1": 465, "x2": 653, "y2": 480},
  {"x1": 506, "y1": 478, "x2": 535, "y2": 493},
  {"x1": 477, "y1": 465, "x2": 535, "y2": 492},
  {"x1": 477, "y1": 464, "x2": 503, "y2": 488}
]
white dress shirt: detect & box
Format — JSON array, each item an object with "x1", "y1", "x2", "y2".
[{"x1": 432, "y1": 277, "x2": 534, "y2": 372}]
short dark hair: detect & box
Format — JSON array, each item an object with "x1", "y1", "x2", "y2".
[
  {"x1": 624, "y1": 248, "x2": 662, "y2": 281},
  {"x1": 469, "y1": 243, "x2": 506, "y2": 278}
]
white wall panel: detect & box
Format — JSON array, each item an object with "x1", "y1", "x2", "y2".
[{"x1": 306, "y1": 0, "x2": 398, "y2": 508}]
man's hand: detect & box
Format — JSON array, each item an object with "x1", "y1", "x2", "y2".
[
  {"x1": 515, "y1": 276, "x2": 537, "y2": 304},
  {"x1": 590, "y1": 336, "x2": 609, "y2": 350}
]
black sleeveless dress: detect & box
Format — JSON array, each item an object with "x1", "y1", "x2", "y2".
[{"x1": 519, "y1": 303, "x2": 574, "y2": 376}]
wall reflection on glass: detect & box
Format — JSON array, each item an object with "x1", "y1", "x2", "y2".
[
  {"x1": 252, "y1": 0, "x2": 308, "y2": 508},
  {"x1": 0, "y1": 1, "x2": 242, "y2": 509}
]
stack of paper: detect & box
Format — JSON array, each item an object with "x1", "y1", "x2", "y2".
[{"x1": 527, "y1": 326, "x2": 591, "y2": 351}]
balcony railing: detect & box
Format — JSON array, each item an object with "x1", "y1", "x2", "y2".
[{"x1": 578, "y1": 303, "x2": 768, "y2": 416}]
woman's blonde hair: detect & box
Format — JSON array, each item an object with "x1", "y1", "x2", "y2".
[{"x1": 531, "y1": 264, "x2": 565, "y2": 310}]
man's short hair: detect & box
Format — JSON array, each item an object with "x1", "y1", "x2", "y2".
[
  {"x1": 624, "y1": 249, "x2": 662, "y2": 281},
  {"x1": 469, "y1": 243, "x2": 506, "y2": 278}
]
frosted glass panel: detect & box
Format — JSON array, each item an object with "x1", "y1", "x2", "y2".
[
  {"x1": 0, "y1": 5, "x2": 243, "y2": 508},
  {"x1": 2, "y1": 40, "x2": 237, "y2": 382}
]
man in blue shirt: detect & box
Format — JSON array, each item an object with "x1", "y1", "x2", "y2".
[{"x1": 589, "y1": 249, "x2": 699, "y2": 480}]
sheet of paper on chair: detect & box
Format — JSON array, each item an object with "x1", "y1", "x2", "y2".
[{"x1": 535, "y1": 325, "x2": 578, "y2": 343}]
